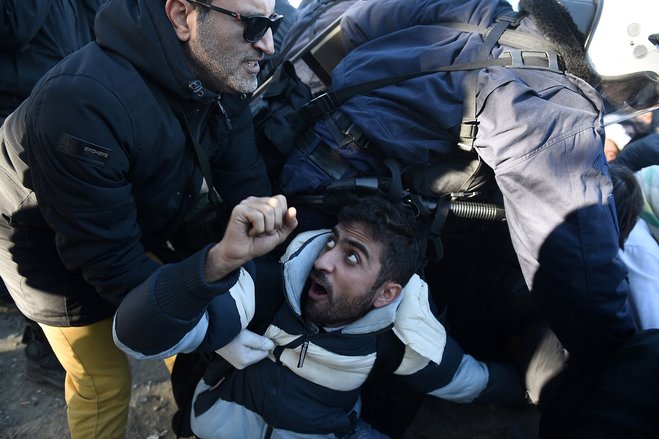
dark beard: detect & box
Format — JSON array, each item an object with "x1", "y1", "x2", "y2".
[{"x1": 302, "y1": 270, "x2": 378, "y2": 327}]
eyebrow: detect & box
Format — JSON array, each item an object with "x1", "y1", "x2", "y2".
[{"x1": 331, "y1": 226, "x2": 370, "y2": 262}]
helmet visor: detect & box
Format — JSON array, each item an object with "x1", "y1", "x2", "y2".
[{"x1": 598, "y1": 71, "x2": 659, "y2": 125}]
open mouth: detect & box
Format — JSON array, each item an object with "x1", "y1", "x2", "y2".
[{"x1": 307, "y1": 275, "x2": 329, "y2": 301}]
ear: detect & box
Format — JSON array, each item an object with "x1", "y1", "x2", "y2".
[
  {"x1": 372, "y1": 282, "x2": 402, "y2": 308},
  {"x1": 165, "y1": 0, "x2": 195, "y2": 42}
]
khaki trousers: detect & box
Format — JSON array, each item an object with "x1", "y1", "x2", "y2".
[{"x1": 40, "y1": 317, "x2": 131, "y2": 439}]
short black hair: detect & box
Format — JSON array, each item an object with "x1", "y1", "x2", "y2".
[
  {"x1": 337, "y1": 196, "x2": 423, "y2": 287},
  {"x1": 609, "y1": 164, "x2": 644, "y2": 248}
]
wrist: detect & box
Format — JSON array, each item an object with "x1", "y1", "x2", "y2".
[{"x1": 205, "y1": 243, "x2": 244, "y2": 283}]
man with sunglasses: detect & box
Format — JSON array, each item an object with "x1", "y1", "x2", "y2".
[{"x1": 0, "y1": 0, "x2": 283, "y2": 437}]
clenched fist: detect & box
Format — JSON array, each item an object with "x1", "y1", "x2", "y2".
[{"x1": 205, "y1": 195, "x2": 298, "y2": 282}]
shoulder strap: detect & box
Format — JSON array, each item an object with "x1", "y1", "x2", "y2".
[
  {"x1": 165, "y1": 96, "x2": 225, "y2": 220},
  {"x1": 460, "y1": 11, "x2": 520, "y2": 151},
  {"x1": 298, "y1": 54, "x2": 520, "y2": 125},
  {"x1": 360, "y1": 329, "x2": 424, "y2": 438},
  {"x1": 365, "y1": 328, "x2": 406, "y2": 385},
  {"x1": 295, "y1": 11, "x2": 564, "y2": 148},
  {"x1": 171, "y1": 351, "x2": 216, "y2": 438},
  {"x1": 440, "y1": 21, "x2": 559, "y2": 52}
]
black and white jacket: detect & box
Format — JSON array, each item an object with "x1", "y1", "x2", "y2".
[{"x1": 114, "y1": 230, "x2": 522, "y2": 438}]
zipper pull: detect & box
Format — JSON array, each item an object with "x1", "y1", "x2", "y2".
[
  {"x1": 297, "y1": 340, "x2": 309, "y2": 368},
  {"x1": 216, "y1": 97, "x2": 233, "y2": 130},
  {"x1": 297, "y1": 322, "x2": 319, "y2": 368}
]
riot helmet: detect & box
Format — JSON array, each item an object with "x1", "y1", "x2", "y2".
[{"x1": 558, "y1": 0, "x2": 659, "y2": 124}]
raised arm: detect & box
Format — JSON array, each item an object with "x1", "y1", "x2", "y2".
[{"x1": 113, "y1": 196, "x2": 297, "y2": 359}]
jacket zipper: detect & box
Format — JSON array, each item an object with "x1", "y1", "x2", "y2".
[
  {"x1": 216, "y1": 96, "x2": 233, "y2": 130},
  {"x1": 187, "y1": 79, "x2": 233, "y2": 130},
  {"x1": 297, "y1": 321, "x2": 319, "y2": 368}
]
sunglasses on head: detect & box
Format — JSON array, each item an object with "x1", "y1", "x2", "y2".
[{"x1": 186, "y1": 0, "x2": 283, "y2": 43}]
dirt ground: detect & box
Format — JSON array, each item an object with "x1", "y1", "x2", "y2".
[
  {"x1": 0, "y1": 300, "x2": 177, "y2": 439},
  {"x1": 0, "y1": 300, "x2": 540, "y2": 439}
]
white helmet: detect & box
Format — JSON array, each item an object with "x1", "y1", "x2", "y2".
[{"x1": 558, "y1": 0, "x2": 659, "y2": 124}]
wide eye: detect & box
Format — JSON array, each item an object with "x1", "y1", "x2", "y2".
[
  {"x1": 325, "y1": 236, "x2": 336, "y2": 249},
  {"x1": 346, "y1": 252, "x2": 359, "y2": 264}
]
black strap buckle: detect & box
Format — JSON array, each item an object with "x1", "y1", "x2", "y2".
[
  {"x1": 301, "y1": 91, "x2": 341, "y2": 121},
  {"x1": 458, "y1": 118, "x2": 479, "y2": 152},
  {"x1": 329, "y1": 111, "x2": 371, "y2": 150},
  {"x1": 501, "y1": 49, "x2": 563, "y2": 73}
]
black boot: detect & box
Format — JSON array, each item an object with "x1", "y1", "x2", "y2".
[{"x1": 22, "y1": 321, "x2": 65, "y2": 390}]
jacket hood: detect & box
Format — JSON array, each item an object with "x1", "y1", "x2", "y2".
[{"x1": 94, "y1": 0, "x2": 215, "y2": 102}]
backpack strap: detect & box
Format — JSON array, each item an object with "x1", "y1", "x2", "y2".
[
  {"x1": 295, "y1": 11, "x2": 565, "y2": 150},
  {"x1": 165, "y1": 95, "x2": 226, "y2": 220},
  {"x1": 296, "y1": 52, "x2": 535, "y2": 126},
  {"x1": 170, "y1": 351, "x2": 216, "y2": 438},
  {"x1": 459, "y1": 11, "x2": 521, "y2": 151},
  {"x1": 365, "y1": 328, "x2": 406, "y2": 385},
  {"x1": 440, "y1": 21, "x2": 559, "y2": 52},
  {"x1": 360, "y1": 328, "x2": 416, "y2": 437}
]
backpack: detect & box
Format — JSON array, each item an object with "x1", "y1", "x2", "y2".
[{"x1": 253, "y1": 11, "x2": 564, "y2": 214}]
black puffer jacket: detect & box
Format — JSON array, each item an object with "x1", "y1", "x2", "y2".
[{"x1": 0, "y1": 0, "x2": 271, "y2": 326}]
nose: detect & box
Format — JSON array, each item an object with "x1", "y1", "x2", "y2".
[
  {"x1": 253, "y1": 28, "x2": 275, "y2": 56},
  {"x1": 313, "y1": 247, "x2": 336, "y2": 273}
]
